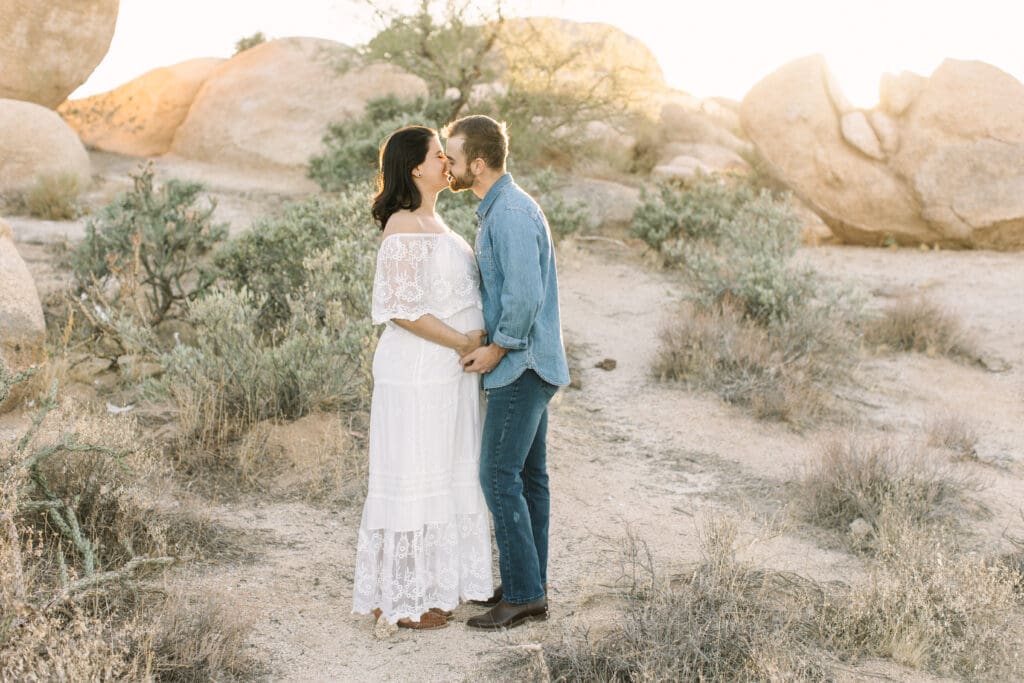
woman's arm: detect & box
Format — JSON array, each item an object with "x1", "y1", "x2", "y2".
[{"x1": 392, "y1": 315, "x2": 486, "y2": 356}]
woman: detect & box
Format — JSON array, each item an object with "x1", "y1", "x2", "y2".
[{"x1": 352, "y1": 126, "x2": 494, "y2": 630}]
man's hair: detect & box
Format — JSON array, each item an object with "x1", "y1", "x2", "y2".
[{"x1": 442, "y1": 115, "x2": 508, "y2": 171}]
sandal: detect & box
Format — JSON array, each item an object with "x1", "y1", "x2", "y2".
[
  {"x1": 429, "y1": 607, "x2": 453, "y2": 617},
  {"x1": 397, "y1": 611, "x2": 448, "y2": 630}
]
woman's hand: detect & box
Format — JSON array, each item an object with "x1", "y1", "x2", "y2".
[{"x1": 456, "y1": 329, "x2": 487, "y2": 357}]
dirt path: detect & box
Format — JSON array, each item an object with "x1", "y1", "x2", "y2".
[{"x1": 176, "y1": 239, "x2": 877, "y2": 681}]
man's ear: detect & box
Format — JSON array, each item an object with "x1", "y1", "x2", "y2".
[{"x1": 471, "y1": 158, "x2": 485, "y2": 176}]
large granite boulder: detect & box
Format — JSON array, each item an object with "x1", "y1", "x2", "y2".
[
  {"x1": 59, "y1": 58, "x2": 224, "y2": 157},
  {"x1": 169, "y1": 38, "x2": 427, "y2": 170},
  {"x1": 0, "y1": 219, "x2": 46, "y2": 412},
  {"x1": 0, "y1": 98, "x2": 91, "y2": 194},
  {"x1": 740, "y1": 55, "x2": 1024, "y2": 248},
  {"x1": 0, "y1": 0, "x2": 120, "y2": 108}
]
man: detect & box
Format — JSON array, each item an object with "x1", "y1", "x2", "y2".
[{"x1": 443, "y1": 115, "x2": 570, "y2": 630}]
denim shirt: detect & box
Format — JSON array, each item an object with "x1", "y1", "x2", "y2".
[{"x1": 475, "y1": 174, "x2": 570, "y2": 390}]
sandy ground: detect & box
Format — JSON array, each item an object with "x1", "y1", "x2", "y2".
[{"x1": 7, "y1": 154, "x2": 1024, "y2": 681}]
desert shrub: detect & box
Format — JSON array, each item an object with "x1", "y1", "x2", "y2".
[
  {"x1": 864, "y1": 296, "x2": 980, "y2": 362},
  {"x1": 162, "y1": 223, "x2": 377, "y2": 453},
  {"x1": 538, "y1": 520, "x2": 831, "y2": 681},
  {"x1": 926, "y1": 413, "x2": 980, "y2": 461},
  {"x1": 634, "y1": 175, "x2": 810, "y2": 324},
  {"x1": 798, "y1": 437, "x2": 974, "y2": 554},
  {"x1": 72, "y1": 164, "x2": 226, "y2": 326},
  {"x1": 522, "y1": 169, "x2": 589, "y2": 241},
  {"x1": 23, "y1": 172, "x2": 83, "y2": 219},
  {"x1": 654, "y1": 299, "x2": 859, "y2": 425},
  {"x1": 308, "y1": 95, "x2": 452, "y2": 191},
  {"x1": 826, "y1": 528, "x2": 1023, "y2": 678},
  {"x1": 234, "y1": 31, "x2": 266, "y2": 54},
  {"x1": 214, "y1": 187, "x2": 372, "y2": 330}
]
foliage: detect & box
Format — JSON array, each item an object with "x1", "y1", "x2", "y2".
[
  {"x1": 864, "y1": 296, "x2": 981, "y2": 362},
  {"x1": 72, "y1": 164, "x2": 226, "y2": 326},
  {"x1": 215, "y1": 185, "x2": 374, "y2": 329},
  {"x1": 363, "y1": 0, "x2": 506, "y2": 120},
  {"x1": 234, "y1": 31, "x2": 266, "y2": 55},
  {"x1": 633, "y1": 175, "x2": 810, "y2": 324},
  {"x1": 22, "y1": 172, "x2": 83, "y2": 219},
  {"x1": 521, "y1": 169, "x2": 589, "y2": 241},
  {"x1": 163, "y1": 204, "x2": 378, "y2": 450},
  {"x1": 308, "y1": 95, "x2": 452, "y2": 191}
]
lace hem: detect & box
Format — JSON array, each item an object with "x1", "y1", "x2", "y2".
[{"x1": 352, "y1": 512, "x2": 493, "y2": 624}]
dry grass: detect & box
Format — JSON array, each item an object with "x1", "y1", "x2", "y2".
[
  {"x1": 797, "y1": 437, "x2": 975, "y2": 554},
  {"x1": 0, "y1": 397, "x2": 259, "y2": 680},
  {"x1": 926, "y1": 413, "x2": 980, "y2": 461},
  {"x1": 825, "y1": 526, "x2": 1024, "y2": 678},
  {"x1": 654, "y1": 302, "x2": 856, "y2": 425},
  {"x1": 535, "y1": 517, "x2": 1024, "y2": 681},
  {"x1": 538, "y1": 520, "x2": 833, "y2": 681},
  {"x1": 24, "y1": 172, "x2": 83, "y2": 219},
  {"x1": 172, "y1": 410, "x2": 368, "y2": 502},
  {"x1": 864, "y1": 296, "x2": 981, "y2": 362}
]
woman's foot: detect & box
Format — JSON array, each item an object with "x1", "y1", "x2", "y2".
[{"x1": 397, "y1": 611, "x2": 448, "y2": 630}]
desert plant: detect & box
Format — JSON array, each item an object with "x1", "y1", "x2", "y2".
[
  {"x1": 234, "y1": 31, "x2": 266, "y2": 54},
  {"x1": 797, "y1": 437, "x2": 975, "y2": 554},
  {"x1": 864, "y1": 296, "x2": 980, "y2": 362},
  {"x1": 214, "y1": 188, "x2": 373, "y2": 329},
  {"x1": 826, "y1": 527, "x2": 1023, "y2": 678},
  {"x1": 537, "y1": 520, "x2": 831, "y2": 681},
  {"x1": 72, "y1": 163, "x2": 227, "y2": 326},
  {"x1": 926, "y1": 413, "x2": 980, "y2": 461},
  {"x1": 308, "y1": 95, "x2": 452, "y2": 191},
  {"x1": 654, "y1": 298, "x2": 859, "y2": 425},
  {"x1": 521, "y1": 169, "x2": 589, "y2": 241},
  {"x1": 634, "y1": 175, "x2": 810, "y2": 324},
  {"x1": 23, "y1": 172, "x2": 83, "y2": 219}
]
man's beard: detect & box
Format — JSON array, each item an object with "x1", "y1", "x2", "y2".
[{"x1": 448, "y1": 169, "x2": 475, "y2": 192}]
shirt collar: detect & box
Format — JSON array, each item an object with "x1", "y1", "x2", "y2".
[{"x1": 476, "y1": 173, "x2": 513, "y2": 221}]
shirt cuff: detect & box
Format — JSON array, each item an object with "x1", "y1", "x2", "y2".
[{"x1": 493, "y1": 329, "x2": 528, "y2": 351}]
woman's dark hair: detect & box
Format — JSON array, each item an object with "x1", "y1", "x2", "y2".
[{"x1": 371, "y1": 125, "x2": 435, "y2": 229}]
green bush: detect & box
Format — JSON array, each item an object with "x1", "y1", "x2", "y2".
[
  {"x1": 522, "y1": 169, "x2": 589, "y2": 241},
  {"x1": 308, "y1": 96, "x2": 452, "y2": 191},
  {"x1": 633, "y1": 175, "x2": 810, "y2": 324},
  {"x1": 234, "y1": 31, "x2": 266, "y2": 55},
  {"x1": 72, "y1": 164, "x2": 226, "y2": 325},
  {"x1": 214, "y1": 186, "x2": 372, "y2": 329},
  {"x1": 163, "y1": 199, "x2": 378, "y2": 449}
]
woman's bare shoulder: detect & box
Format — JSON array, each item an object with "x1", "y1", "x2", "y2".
[{"x1": 381, "y1": 211, "x2": 424, "y2": 239}]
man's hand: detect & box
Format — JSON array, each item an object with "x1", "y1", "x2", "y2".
[
  {"x1": 455, "y1": 329, "x2": 487, "y2": 357},
  {"x1": 460, "y1": 343, "x2": 507, "y2": 374}
]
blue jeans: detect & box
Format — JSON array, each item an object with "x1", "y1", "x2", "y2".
[{"x1": 480, "y1": 370, "x2": 558, "y2": 604}]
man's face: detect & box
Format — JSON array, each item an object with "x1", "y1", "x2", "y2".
[{"x1": 444, "y1": 136, "x2": 476, "y2": 192}]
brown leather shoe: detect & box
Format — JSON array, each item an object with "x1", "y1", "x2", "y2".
[
  {"x1": 465, "y1": 597, "x2": 548, "y2": 630},
  {"x1": 467, "y1": 585, "x2": 503, "y2": 606},
  {"x1": 397, "y1": 611, "x2": 448, "y2": 630}
]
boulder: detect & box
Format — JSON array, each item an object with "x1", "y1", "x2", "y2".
[
  {"x1": 660, "y1": 99, "x2": 753, "y2": 155},
  {"x1": 59, "y1": 58, "x2": 224, "y2": 156},
  {"x1": 840, "y1": 111, "x2": 885, "y2": 160},
  {"x1": 0, "y1": 99, "x2": 91, "y2": 194},
  {"x1": 868, "y1": 110, "x2": 900, "y2": 154},
  {"x1": 740, "y1": 55, "x2": 935, "y2": 245},
  {"x1": 892, "y1": 59, "x2": 1024, "y2": 182},
  {"x1": 879, "y1": 70, "x2": 926, "y2": 116},
  {"x1": 0, "y1": 219, "x2": 46, "y2": 412},
  {"x1": 169, "y1": 38, "x2": 427, "y2": 170},
  {"x1": 914, "y1": 140, "x2": 1024, "y2": 248},
  {"x1": 558, "y1": 177, "x2": 640, "y2": 237},
  {"x1": 0, "y1": 0, "x2": 119, "y2": 108},
  {"x1": 658, "y1": 143, "x2": 749, "y2": 174}
]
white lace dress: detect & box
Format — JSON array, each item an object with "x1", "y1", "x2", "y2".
[{"x1": 352, "y1": 230, "x2": 494, "y2": 624}]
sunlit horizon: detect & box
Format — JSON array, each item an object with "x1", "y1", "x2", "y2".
[{"x1": 72, "y1": 0, "x2": 1023, "y2": 109}]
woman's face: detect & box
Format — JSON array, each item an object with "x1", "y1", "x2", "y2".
[{"x1": 413, "y1": 135, "x2": 449, "y2": 192}]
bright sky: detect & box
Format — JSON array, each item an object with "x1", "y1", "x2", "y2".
[{"x1": 73, "y1": 0, "x2": 1023, "y2": 108}]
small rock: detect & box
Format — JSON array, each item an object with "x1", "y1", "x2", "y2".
[
  {"x1": 594, "y1": 358, "x2": 617, "y2": 371},
  {"x1": 849, "y1": 518, "x2": 873, "y2": 540}
]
